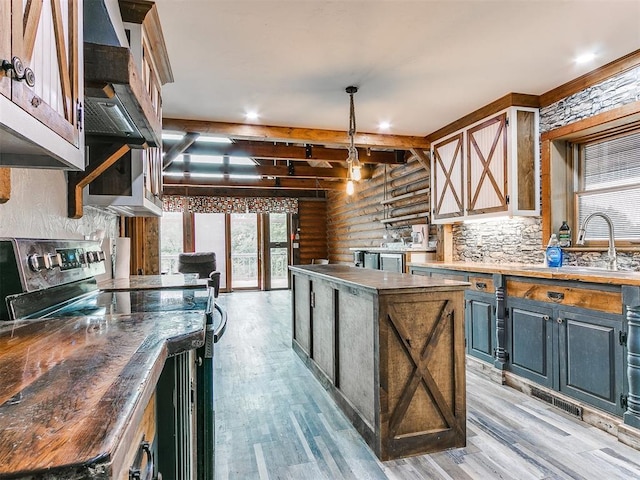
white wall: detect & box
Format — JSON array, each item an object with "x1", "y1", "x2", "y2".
[{"x1": 0, "y1": 168, "x2": 118, "y2": 240}]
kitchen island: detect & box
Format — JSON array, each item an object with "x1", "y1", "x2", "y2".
[
  {"x1": 0, "y1": 311, "x2": 205, "y2": 479},
  {"x1": 289, "y1": 264, "x2": 469, "y2": 460}
]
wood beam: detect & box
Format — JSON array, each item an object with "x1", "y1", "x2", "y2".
[
  {"x1": 540, "y1": 49, "x2": 640, "y2": 108},
  {"x1": 163, "y1": 185, "x2": 327, "y2": 198},
  {"x1": 162, "y1": 139, "x2": 403, "y2": 165},
  {"x1": 410, "y1": 148, "x2": 430, "y2": 172},
  {"x1": 162, "y1": 118, "x2": 431, "y2": 149},
  {"x1": 426, "y1": 93, "x2": 540, "y2": 142},
  {"x1": 67, "y1": 144, "x2": 131, "y2": 218},
  {"x1": 163, "y1": 162, "x2": 363, "y2": 179},
  {"x1": 0, "y1": 168, "x2": 10, "y2": 203},
  {"x1": 163, "y1": 131, "x2": 199, "y2": 168},
  {"x1": 164, "y1": 176, "x2": 343, "y2": 191}
]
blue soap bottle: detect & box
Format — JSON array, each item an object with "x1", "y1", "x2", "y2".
[{"x1": 546, "y1": 234, "x2": 563, "y2": 267}]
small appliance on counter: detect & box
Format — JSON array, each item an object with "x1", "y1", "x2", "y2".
[{"x1": 411, "y1": 223, "x2": 429, "y2": 248}]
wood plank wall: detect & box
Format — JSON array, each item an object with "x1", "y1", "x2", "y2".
[
  {"x1": 326, "y1": 157, "x2": 430, "y2": 265},
  {"x1": 297, "y1": 198, "x2": 328, "y2": 265},
  {"x1": 125, "y1": 216, "x2": 161, "y2": 275}
]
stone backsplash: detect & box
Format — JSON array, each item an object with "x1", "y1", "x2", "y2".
[{"x1": 454, "y1": 65, "x2": 640, "y2": 270}]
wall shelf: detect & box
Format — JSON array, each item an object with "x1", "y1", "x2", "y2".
[
  {"x1": 380, "y1": 188, "x2": 429, "y2": 205},
  {"x1": 380, "y1": 213, "x2": 429, "y2": 224}
]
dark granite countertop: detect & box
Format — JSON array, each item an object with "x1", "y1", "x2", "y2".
[
  {"x1": 0, "y1": 311, "x2": 205, "y2": 478},
  {"x1": 98, "y1": 273, "x2": 208, "y2": 291}
]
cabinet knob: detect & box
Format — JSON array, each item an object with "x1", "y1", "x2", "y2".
[
  {"x1": 557, "y1": 317, "x2": 564, "y2": 324},
  {"x1": 1, "y1": 56, "x2": 35, "y2": 87}
]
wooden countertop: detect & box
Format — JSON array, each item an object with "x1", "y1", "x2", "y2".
[
  {"x1": 0, "y1": 311, "x2": 205, "y2": 478},
  {"x1": 408, "y1": 261, "x2": 640, "y2": 287},
  {"x1": 289, "y1": 264, "x2": 469, "y2": 294},
  {"x1": 98, "y1": 273, "x2": 208, "y2": 291}
]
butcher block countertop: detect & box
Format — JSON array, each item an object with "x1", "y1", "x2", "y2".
[
  {"x1": 408, "y1": 261, "x2": 640, "y2": 286},
  {"x1": 289, "y1": 264, "x2": 469, "y2": 294},
  {"x1": 0, "y1": 311, "x2": 205, "y2": 478}
]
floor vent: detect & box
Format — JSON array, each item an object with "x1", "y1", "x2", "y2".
[{"x1": 530, "y1": 386, "x2": 583, "y2": 419}]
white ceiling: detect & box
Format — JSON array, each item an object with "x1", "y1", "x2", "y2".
[{"x1": 154, "y1": 0, "x2": 640, "y2": 137}]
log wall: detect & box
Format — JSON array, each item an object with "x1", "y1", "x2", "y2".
[
  {"x1": 326, "y1": 158, "x2": 431, "y2": 264},
  {"x1": 297, "y1": 198, "x2": 328, "y2": 265}
]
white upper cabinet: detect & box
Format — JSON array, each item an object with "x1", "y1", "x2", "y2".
[
  {"x1": 431, "y1": 106, "x2": 539, "y2": 224},
  {"x1": 0, "y1": 0, "x2": 84, "y2": 170},
  {"x1": 432, "y1": 133, "x2": 465, "y2": 221}
]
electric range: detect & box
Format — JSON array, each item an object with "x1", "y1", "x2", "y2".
[{"x1": 0, "y1": 238, "x2": 224, "y2": 479}]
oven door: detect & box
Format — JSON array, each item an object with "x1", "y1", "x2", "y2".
[{"x1": 196, "y1": 299, "x2": 226, "y2": 479}]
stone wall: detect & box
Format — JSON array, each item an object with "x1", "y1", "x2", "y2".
[{"x1": 452, "y1": 65, "x2": 640, "y2": 270}]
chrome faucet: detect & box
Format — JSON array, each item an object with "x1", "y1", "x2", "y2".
[{"x1": 576, "y1": 212, "x2": 617, "y2": 270}]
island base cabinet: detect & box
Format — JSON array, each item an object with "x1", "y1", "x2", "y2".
[
  {"x1": 291, "y1": 265, "x2": 468, "y2": 461},
  {"x1": 379, "y1": 291, "x2": 466, "y2": 459}
]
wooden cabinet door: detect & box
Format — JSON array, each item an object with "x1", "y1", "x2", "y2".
[
  {"x1": 558, "y1": 309, "x2": 624, "y2": 415},
  {"x1": 0, "y1": 1, "x2": 10, "y2": 99},
  {"x1": 465, "y1": 291, "x2": 495, "y2": 364},
  {"x1": 467, "y1": 113, "x2": 508, "y2": 216},
  {"x1": 10, "y1": 0, "x2": 81, "y2": 146},
  {"x1": 507, "y1": 299, "x2": 554, "y2": 388},
  {"x1": 432, "y1": 133, "x2": 464, "y2": 221}
]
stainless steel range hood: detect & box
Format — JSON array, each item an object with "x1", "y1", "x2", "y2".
[
  {"x1": 83, "y1": 0, "x2": 163, "y2": 146},
  {"x1": 84, "y1": 42, "x2": 161, "y2": 146}
]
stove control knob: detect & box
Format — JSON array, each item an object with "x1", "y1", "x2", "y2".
[
  {"x1": 86, "y1": 251, "x2": 96, "y2": 263},
  {"x1": 43, "y1": 253, "x2": 54, "y2": 270},
  {"x1": 28, "y1": 254, "x2": 43, "y2": 272}
]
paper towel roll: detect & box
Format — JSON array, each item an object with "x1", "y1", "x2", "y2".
[{"x1": 114, "y1": 237, "x2": 130, "y2": 279}]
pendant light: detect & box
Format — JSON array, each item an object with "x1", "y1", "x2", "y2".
[{"x1": 345, "y1": 86, "x2": 361, "y2": 194}]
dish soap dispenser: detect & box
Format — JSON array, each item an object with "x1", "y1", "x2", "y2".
[
  {"x1": 546, "y1": 234, "x2": 563, "y2": 267},
  {"x1": 558, "y1": 221, "x2": 571, "y2": 247}
]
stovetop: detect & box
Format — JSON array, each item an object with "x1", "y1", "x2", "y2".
[{"x1": 28, "y1": 287, "x2": 213, "y2": 320}]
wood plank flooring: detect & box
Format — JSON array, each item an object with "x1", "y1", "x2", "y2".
[{"x1": 214, "y1": 291, "x2": 640, "y2": 479}]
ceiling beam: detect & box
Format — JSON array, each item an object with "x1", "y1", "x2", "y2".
[
  {"x1": 162, "y1": 118, "x2": 431, "y2": 149},
  {"x1": 163, "y1": 185, "x2": 327, "y2": 199},
  {"x1": 163, "y1": 131, "x2": 199, "y2": 168},
  {"x1": 164, "y1": 176, "x2": 343, "y2": 190},
  {"x1": 162, "y1": 139, "x2": 402, "y2": 165},
  {"x1": 163, "y1": 162, "x2": 368, "y2": 179},
  {"x1": 410, "y1": 148, "x2": 430, "y2": 171}
]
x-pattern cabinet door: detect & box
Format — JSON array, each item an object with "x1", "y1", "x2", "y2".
[
  {"x1": 466, "y1": 113, "x2": 508, "y2": 216},
  {"x1": 432, "y1": 133, "x2": 464, "y2": 221},
  {"x1": 9, "y1": 0, "x2": 81, "y2": 147}
]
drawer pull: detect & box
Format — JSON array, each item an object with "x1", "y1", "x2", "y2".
[
  {"x1": 129, "y1": 439, "x2": 155, "y2": 480},
  {"x1": 475, "y1": 282, "x2": 487, "y2": 290},
  {"x1": 547, "y1": 291, "x2": 565, "y2": 301}
]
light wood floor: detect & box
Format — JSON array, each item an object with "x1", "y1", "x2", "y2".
[{"x1": 214, "y1": 291, "x2": 640, "y2": 479}]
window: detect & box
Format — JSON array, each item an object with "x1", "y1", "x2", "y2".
[
  {"x1": 576, "y1": 131, "x2": 640, "y2": 241},
  {"x1": 160, "y1": 211, "x2": 183, "y2": 273}
]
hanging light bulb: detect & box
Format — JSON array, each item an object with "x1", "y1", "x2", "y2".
[{"x1": 346, "y1": 178, "x2": 355, "y2": 195}]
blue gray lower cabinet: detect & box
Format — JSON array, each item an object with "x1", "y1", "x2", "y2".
[{"x1": 409, "y1": 265, "x2": 628, "y2": 418}]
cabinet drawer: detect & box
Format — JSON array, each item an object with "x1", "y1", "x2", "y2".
[
  {"x1": 506, "y1": 280, "x2": 621, "y2": 315},
  {"x1": 468, "y1": 276, "x2": 495, "y2": 294}
]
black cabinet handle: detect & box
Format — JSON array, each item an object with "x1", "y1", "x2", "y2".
[
  {"x1": 475, "y1": 281, "x2": 487, "y2": 290},
  {"x1": 547, "y1": 291, "x2": 565, "y2": 301},
  {"x1": 129, "y1": 439, "x2": 155, "y2": 480}
]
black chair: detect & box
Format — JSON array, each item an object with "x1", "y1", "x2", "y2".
[{"x1": 177, "y1": 252, "x2": 221, "y2": 298}]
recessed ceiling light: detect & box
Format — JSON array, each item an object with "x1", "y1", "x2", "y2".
[
  {"x1": 162, "y1": 133, "x2": 184, "y2": 141},
  {"x1": 245, "y1": 111, "x2": 259, "y2": 121},
  {"x1": 197, "y1": 135, "x2": 232, "y2": 143},
  {"x1": 575, "y1": 52, "x2": 596, "y2": 64},
  {"x1": 378, "y1": 121, "x2": 391, "y2": 131}
]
